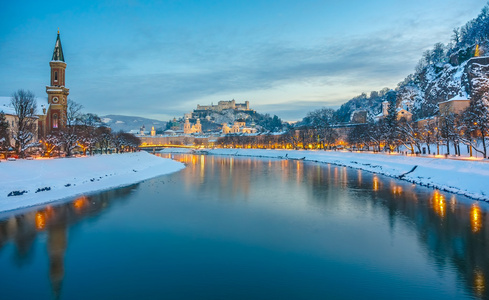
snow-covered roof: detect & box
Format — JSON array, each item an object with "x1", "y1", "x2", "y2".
[
  {"x1": 396, "y1": 107, "x2": 412, "y2": 114},
  {"x1": 445, "y1": 94, "x2": 470, "y2": 102}
]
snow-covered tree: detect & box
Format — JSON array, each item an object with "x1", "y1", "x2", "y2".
[
  {"x1": 418, "y1": 120, "x2": 438, "y2": 155},
  {"x1": 78, "y1": 113, "x2": 102, "y2": 155},
  {"x1": 10, "y1": 89, "x2": 38, "y2": 158},
  {"x1": 57, "y1": 99, "x2": 84, "y2": 157},
  {"x1": 44, "y1": 131, "x2": 63, "y2": 157},
  {"x1": 398, "y1": 120, "x2": 422, "y2": 154},
  {"x1": 305, "y1": 108, "x2": 338, "y2": 149},
  {"x1": 462, "y1": 86, "x2": 489, "y2": 158},
  {"x1": 96, "y1": 126, "x2": 113, "y2": 154}
]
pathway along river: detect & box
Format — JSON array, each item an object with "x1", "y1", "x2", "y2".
[{"x1": 1, "y1": 154, "x2": 489, "y2": 300}]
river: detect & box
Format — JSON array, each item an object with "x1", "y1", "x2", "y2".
[{"x1": 0, "y1": 154, "x2": 488, "y2": 299}]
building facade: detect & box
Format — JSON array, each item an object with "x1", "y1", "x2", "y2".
[
  {"x1": 196, "y1": 100, "x2": 251, "y2": 112},
  {"x1": 38, "y1": 31, "x2": 69, "y2": 138},
  {"x1": 183, "y1": 118, "x2": 202, "y2": 134}
]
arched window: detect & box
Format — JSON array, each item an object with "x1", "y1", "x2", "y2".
[
  {"x1": 53, "y1": 114, "x2": 58, "y2": 129},
  {"x1": 54, "y1": 71, "x2": 58, "y2": 82}
]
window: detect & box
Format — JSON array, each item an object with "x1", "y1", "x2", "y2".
[
  {"x1": 54, "y1": 71, "x2": 58, "y2": 82},
  {"x1": 53, "y1": 114, "x2": 58, "y2": 129}
]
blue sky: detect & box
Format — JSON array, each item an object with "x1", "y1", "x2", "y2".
[{"x1": 0, "y1": 0, "x2": 485, "y2": 121}]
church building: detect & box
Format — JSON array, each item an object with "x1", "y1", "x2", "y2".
[{"x1": 38, "y1": 31, "x2": 69, "y2": 138}]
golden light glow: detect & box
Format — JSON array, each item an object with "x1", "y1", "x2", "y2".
[
  {"x1": 373, "y1": 176, "x2": 379, "y2": 191},
  {"x1": 73, "y1": 196, "x2": 88, "y2": 212},
  {"x1": 36, "y1": 212, "x2": 46, "y2": 230},
  {"x1": 471, "y1": 204, "x2": 483, "y2": 233},
  {"x1": 432, "y1": 190, "x2": 446, "y2": 218},
  {"x1": 450, "y1": 195, "x2": 457, "y2": 213},
  {"x1": 475, "y1": 44, "x2": 481, "y2": 57},
  {"x1": 392, "y1": 185, "x2": 403, "y2": 195},
  {"x1": 474, "y1": 269, "x2": 485, "y2": 297}
]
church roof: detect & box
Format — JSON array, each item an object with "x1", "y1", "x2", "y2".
[{"x1": 52, "y1": 32, "x2": 65, "y2": 62}]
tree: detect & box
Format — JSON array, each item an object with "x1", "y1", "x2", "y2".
[
  {"x1": 305, "y1": 108, "x2": 337, "y2": 149},
  {"x1": 398, "y1": 120, "x2": 422, "y2": 154},
  {"x1": 59, "y1": 99, "x2": 83, "y2": 157},
  {"x1": 452, "y1": 28, "x2": 461, "y2": 45},
  {"x1": 438, "y1": 104, "x2": 458, "y2": 156},
  {"x1": 383, "y1": 91, "x2": 399, "y2": 152},
  {"x1": 10, "y1": 89, "x2": 38, "y2": 158},
  {"x1": 462, "y1": 87, "x2": 489, "y2": 158},
  {"x1": 0, "y1": 111, "x2": 9, "y2": 150},
  {"x1": 78, "y1": 113, "x2": 102, "y2": 155},
  {"x1": 347, "y1": 124, "x2": 370, "y2": 150},
  {"x1": 431, "y1": 43, "x2": 446, "y2": 65},
  {"x1": 96, "y1": 126, "x2": 112, "y2": 154},
  {"x1": 419, "y1": 120, "x2": 437, "y2": 155},
  {"x1": 44, "y1": 131, "x2": 63, "y2": 157}
]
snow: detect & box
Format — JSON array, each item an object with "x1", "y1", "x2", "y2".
[
  {"x1": 205, "y1": 149, "x2": 489, "y2": 202},
  {"x1": 115, "y1": 120, "x2": 125, "y2": 124},
  {"x1": 4, "y1": 147, "x2": 488, "y2": 213},
  {"x1": 0, "y1": 152, "x2": 185, "y2": 213}
]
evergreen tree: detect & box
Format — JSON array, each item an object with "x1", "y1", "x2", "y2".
[
  {"x1": 383, "y1": 91, "x2": 399, "y2": 151},
  {"x1": 0, "y1": 111, "x2": 9, "y2": 150}
]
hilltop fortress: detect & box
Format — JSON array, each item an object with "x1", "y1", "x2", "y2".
[{"x1": 196, "y1": 100, "x2": 251, "y2": 112}]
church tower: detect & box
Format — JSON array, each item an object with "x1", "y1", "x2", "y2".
[{"x1": 45, "y1": 30, "x2": 69, "y2": 132}]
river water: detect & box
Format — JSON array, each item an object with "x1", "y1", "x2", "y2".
[{"x1": 1, "y1": 154, "x2": 488, "y2": 300}]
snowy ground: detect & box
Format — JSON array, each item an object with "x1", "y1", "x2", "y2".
[
  {"x1": 0, "y1": 152, "x2": 185, "y2": 213},
  {"x1": 204, "y1": 148, "x2": 489, "y2": 202}
]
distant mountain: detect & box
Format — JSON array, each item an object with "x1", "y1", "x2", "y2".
[{"x1": 100, "y1": 114, "x2": 166, "y2": 133}]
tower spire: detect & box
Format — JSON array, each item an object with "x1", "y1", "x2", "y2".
[{"x1": 52, "y1": 30, "x2": 65, "y2": 62}]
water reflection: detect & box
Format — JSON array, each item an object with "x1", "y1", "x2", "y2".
[
  {"x1": 165, "y1": 154, "x2": 489, "y2": 299},
  {"x1": 472, "y1": 204, "x2": 483, "y2": 233},
  {"x1": 0, "y1": 184, "x2": 138, "y2": 299},
  {"x1": 2, "y1": 154, "x2": 489, "y2": 299}
]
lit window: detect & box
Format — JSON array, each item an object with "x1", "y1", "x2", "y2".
[{"x1": 53, "y1": 114, "x2": 58, "y2": 128}]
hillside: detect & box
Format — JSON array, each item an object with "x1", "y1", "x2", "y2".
[
  {"x1": 191, "y1": 108, "x2": 283, "y2": 132},
  {"x1": 330, "y1": 2, "x2": 489, "y2": 123}
]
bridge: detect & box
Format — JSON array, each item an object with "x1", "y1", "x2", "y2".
[{"x1": 138, "y1": 144, "x2": 196, "y2": 151}]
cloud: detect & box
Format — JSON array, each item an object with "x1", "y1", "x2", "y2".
[
  {"x1": 73, "y1": 29, "x2": 426, "y2": 121},
  {"x1": 1, "y1": 0, "x2": 484, "y2": 121}
]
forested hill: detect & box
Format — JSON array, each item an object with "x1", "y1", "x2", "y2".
[{"x1": 332, "y1": 2, "x2": 489, "y2": 123}]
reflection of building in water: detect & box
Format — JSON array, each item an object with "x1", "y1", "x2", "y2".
[
  {"x1": 171, "y1": 154, "x2": 254, "y2": 201},
  {"x1": 48, "y1": 225, "x2": 67, "y2": 299},
  {"x1": 0, "y1": 185, "x2": 137, "y2": 298}
]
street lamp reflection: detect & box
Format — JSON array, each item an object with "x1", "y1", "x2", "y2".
[
  {"x1": 472, "y1": 204, "x2": 483, "y2": 233},
  {"x1": 432, "y1": 190, "x2": 446, "y2": 218}
]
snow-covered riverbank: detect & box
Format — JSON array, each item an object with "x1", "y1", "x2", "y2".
[
  {"x1": 198, "y1": 148, "x2": 489, "y2": 202},
  {"x1": 0, "y1": 152, "x2": 185, "y2": 212}
]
